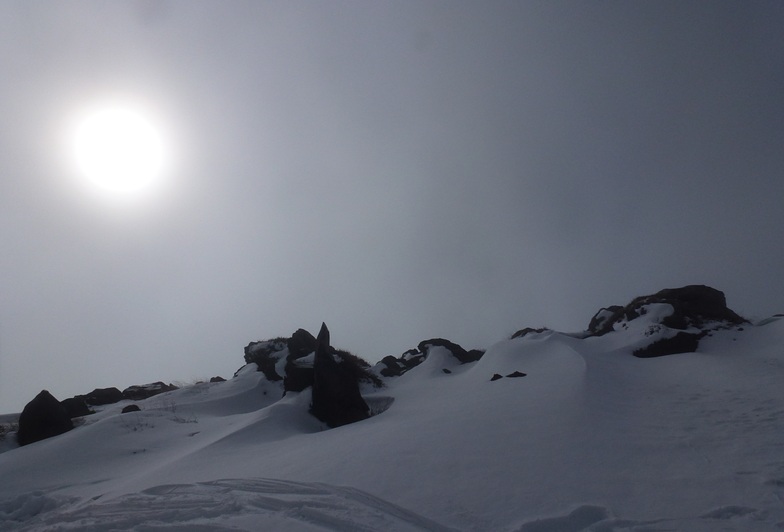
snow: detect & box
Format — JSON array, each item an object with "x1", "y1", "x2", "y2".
[{"x1": 1, "y1": 319, "x2": 783, "y2": 531}]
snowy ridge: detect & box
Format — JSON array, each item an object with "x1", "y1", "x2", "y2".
[{"x1": 1, "y1": 309, "x2": 783, "y2": 530}]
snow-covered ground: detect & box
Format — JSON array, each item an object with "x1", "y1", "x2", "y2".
[{"x1": 1, "y1": 313, "x2": 783, "y2": 531}]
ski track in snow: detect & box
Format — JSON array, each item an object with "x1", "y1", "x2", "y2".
[{"x1": 1, "y1": 478, "x2": 460, "y2": 532}]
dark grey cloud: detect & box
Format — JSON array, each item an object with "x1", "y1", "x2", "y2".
[{"x1": 1, "y1": 1, "x2": 783, "y2": 412}]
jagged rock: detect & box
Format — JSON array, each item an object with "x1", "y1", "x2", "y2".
[
  {"x1": 490, "y1": 374, "x2": 503, "y2": 381},
  {"x1": 83, "y1": 387, "x2": 123, "y2": 406},
  {"x1": 209, "y1": 376, "x2": 226, "y2": 383},
  {"x1": 288, "y1": 329, "x2": 317, "y2": 359},
  {"x1": 122, "y1": 382, "x2": 178, "y2": 401},
  {"x1": 17, "y1": 390, "x2": 73, "y2": 446},
  {"x1": 418, "y1": 338, "x2": 484, "y2": 364},
  {"x1": 378, "y1": 350, "x2": 426, "y2": 377},
  {"x1": 587, "y1": 306, "x2": 624, "y2": 335},
  {"x1": 589, "y1": 285, "x2": 747, "y2": 337},
  {"x1": 376, "y1": 339, "x2": 484, "y2": 378},
  {"x1": 511, "y1": 327, "x2": 550, "y2": 339},
  {"x1": 310, "y1": 323, "x2": 369, "y2": 428},
  {"x1": 506, "y1": 371, "x2": 527, "y2": 378},
  {"x1": 61, "y1": 397, "x2": 93, "y2": 418},
  {"x1": 243, "y1": 338, "x2": 287, "y2": 382},
  {"x1": 121, "y1": 404, "x2": 141, "y2": 413}
]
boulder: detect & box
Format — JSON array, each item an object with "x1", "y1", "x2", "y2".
[
  {"x1": 17, "y1": 390, "x2": 73, "y2": 446},
  {"x1": 83, "y1": 387, "x2": 123, "y2": 406},
  {"x1": 288, "y1": 329, "x2": 317, "y2": 359},
  {"x1": 121, "y1": 404, "x2": 141, "y2": 413},
  {"x1": 310, "y1": 323, "x2": 369, "y2": 428},
  {"x1": 209, "y1": 376, "x2": 226, "y2": 383},
  {"x1": 61, "y1": 397, "x2": 93, "y2": 418}
]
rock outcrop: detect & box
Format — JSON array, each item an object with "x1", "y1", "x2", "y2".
[
  {"x1": 122, "y1": 382, "x2": 178, "y2": 401},
  {"x1": 588, "y1": 285, "x2": 746, "y2": 337},
  {"x1": 17, "y1": 390, "x2": 73, "y2": 446},
  {"x1": 587, "y1": 285, "x2": 748, "y2": 357},
  {"x1": 244, "y1": 328, "x2": 380, "y2": 395},
  {"x1": 310, "y1": 323, "x2": 370, "y2": 428},
  {"x1": 376, "y1": 339, "x2": 485, "y2": 377}
]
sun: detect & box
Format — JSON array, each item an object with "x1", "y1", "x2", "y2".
[{"x1": 71, "y1": 104, "x2": 167, "y2": 194}]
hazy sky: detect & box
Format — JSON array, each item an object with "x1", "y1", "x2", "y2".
[{"x1": 1, "y1": 1, "x2": 783, "y2": 413}]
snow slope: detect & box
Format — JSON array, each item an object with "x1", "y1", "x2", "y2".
[{"x1": 1, "y1": 315, "x2": 783, "y2": 531}]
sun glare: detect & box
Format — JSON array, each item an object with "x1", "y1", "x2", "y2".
[{"x1": 71, "y1": 104, "x2": 167, "y2": 194}]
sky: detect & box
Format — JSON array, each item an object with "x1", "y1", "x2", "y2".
[{"x1": 1, "y1": 1, "x2": 783, "y2": 414}]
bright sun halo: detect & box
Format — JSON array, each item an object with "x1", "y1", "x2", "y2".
[{"x1": 72, "y1": 104, "x2": 167, "y2": 194}]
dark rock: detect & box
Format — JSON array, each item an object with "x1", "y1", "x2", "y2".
[
  {"x1": 84, "y1": 387, "x2": 123, "y2": 406},
  {"x1": 417, "y1": 338, "x2": 484, "y2": 364},
  {"x1": 122, "y1": 382, "x2": 178, "y2": 401},
  {"x1": 377, "y1": 350, "x2": 426, "y2": 377},
  {"x1": 587, "y1": 306, "x2": 624, "y2": 335},
  {"x1": 310, "y1": 323, "x2": 370, "y2": 428},
  {"x1": 17, "y1": 390, "x2": 73, "y2": 446},
  {"x1": 490, "y1": 373, "x2": 503, "y2": 381},
  {"x1": 121, "y1": 404, "x2": 141, "y2": 413},
  {"x1": 288, "y1": 329, "x2": 317, "y2": 360},
  {"x1": 284, "y1": 363, "x2": 314, "y2": 393},
  {"x1": 633, "y1": 332, "x2": 704, "y2": 358},
  {"x1": 511, "y1": 327, "x2": 549, "y2": 339},
  {"x1": 244, "y1": 328, "x2": 379, "y2": 395},
  {"x1": 588, "y1": 285, "x2": 747, "y2": 337},
  {"x1": 442, "y1": 368, "x2": 452, "y2": 374},
  {"x1": 506, "y1": 371, "x2": 527, "y2": 378},
  {"x1": 244, "y1": 338, "x2": 288, "y2": 382},
  {"x1": 209, "y1": 376, "x2": 226, "y2": 383},
  {"x1": 375, "y1": 339, "x2": 482, "y2": 378},
  {"x1": 61, "y1": 397, "x2": 93, "y2": 418}
]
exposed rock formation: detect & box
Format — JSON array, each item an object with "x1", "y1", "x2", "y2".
[
  {"x1": 588, "y1": 285, "x2": 746, "y2": 337},
  {"x1": 376, "y1": 339, "x2": 485, "y2": 377},
  {"x1": 511, "y1": 327, "x2": 550, "y2": 339},
  {"x1": 587, "y1": 285, "x2": 748, "y2": 357},
  {"x1": 17, "y1": 390, "x2": 73, "y2": 446},
  {"x1": 310, "y1": 323, "x2": 370, "y2": 428},
  {"x1": 121, "y1": 404, "x2": 141, "y2": 413},
  {"x1": 244, "y1": 328, "x2": 379, "y2": 395},
  {"x1": 122, "y1": 382, "x2": 178, "y2": 401}
]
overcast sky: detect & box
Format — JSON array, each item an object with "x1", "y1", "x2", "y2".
[{"x1": 1, "y1": 1, "x2": 782, "y2": 413}]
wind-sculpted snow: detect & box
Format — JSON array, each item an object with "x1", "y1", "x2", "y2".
[
  {"x1": 1, "y1": 312, "x2": 784, "y2": 530},
  {"x1": 1, "y1": 478, "x2": 459, "y2": 531}
]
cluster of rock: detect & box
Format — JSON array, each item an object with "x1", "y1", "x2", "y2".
[
  {"x1": 16, "y1": 380, "x2": 184, "y2": 446},
  {"x1": 14, "y1": 284, "x2": 754, "y2": 447},
  {"x1": 60, "y1": 382, "x2": 180, "y2": 419},
  {"x1": 244, "y1": 324, "x2": 380, "y2": 427},
  {"x1": 377, "y1": 338, "x2": 484, "y2": 377},
  {"x1": 585, "y1": 285, "x2": 748, "y2": 357}
]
